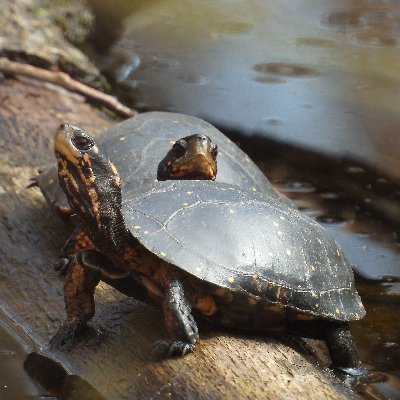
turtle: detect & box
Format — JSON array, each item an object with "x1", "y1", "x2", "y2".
[
  {"x1": 50, "y1": 124, "x2": 366, "y2": 373},
  {"x1": 31, "y1": 111, "x2": 291, "y2": 219}
]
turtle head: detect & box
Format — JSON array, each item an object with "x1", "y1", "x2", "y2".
[
  {"x1": 158, "y1": 134, "x2": 218, "y2": 181},
  {"x1": 54, "y1": 124, "x2": 123, "y2": 241}
]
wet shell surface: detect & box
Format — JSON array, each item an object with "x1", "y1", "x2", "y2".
[{"x1": 122, "y1": 180, "x2": 365, "y2": 322}]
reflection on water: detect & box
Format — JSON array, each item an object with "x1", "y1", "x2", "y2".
[
  {"x1": 253, "y1": 63, "x2": 319, "y2": 77},
  {"x1": 94, "y1": 0, "x2": 400, "y2": 180}
]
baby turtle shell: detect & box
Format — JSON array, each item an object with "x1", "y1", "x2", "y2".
[{"x1": 122, "y1": 180, "x2": 365, "y2": 321}]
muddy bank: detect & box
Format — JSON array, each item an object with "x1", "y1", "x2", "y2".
[{"x1": 0, "y1": 312, "x2": 47, "y2": 399}]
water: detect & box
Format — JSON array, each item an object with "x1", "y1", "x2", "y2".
[
  {"x1": 270, "y1": 171, "x2": 400, "y2": 399},
  {"x1": 92, "y1": 0, "x2": 400, "y2": 180},
  {"x1": 86, "y1": 1, "x2": 400, "y2": 398},
  {"x1": 0, "y1": 312, "x2": 50, "y2": 400}
]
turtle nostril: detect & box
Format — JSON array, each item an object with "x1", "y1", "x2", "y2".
[{"x1": 59, "y1": 123, "x2": 66, "y2": 129}]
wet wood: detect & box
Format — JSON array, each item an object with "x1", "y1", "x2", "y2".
[
  {"x1": 0, "y1": 76, "x2": 359, "y2": 400},
  {"x1": 0, "y1": 58, "x2": 137, "y2": 118}
]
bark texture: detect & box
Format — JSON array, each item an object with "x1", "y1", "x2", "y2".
[{"x1": 0, "y1": 0, "x2": 102, "y2": 86}]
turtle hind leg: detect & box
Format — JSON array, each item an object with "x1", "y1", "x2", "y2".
[
  {"x1": 323, "y1": 321, "x2": 366, "y2": 376},
  {"x1": 150, "y1": 279, "x2": 199, "y2": 360}
]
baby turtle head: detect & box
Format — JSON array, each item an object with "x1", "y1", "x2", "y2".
[
  {"x1": 158, "y1": 134, "x2": 218, "y2": 181},
  {"x1": 54, "y1": 123, "x2": 122, "y2": 234}
]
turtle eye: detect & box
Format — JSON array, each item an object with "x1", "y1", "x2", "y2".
[
  {"x1": 71, "y1": 134, "x2": 95, "y2": 151},
  {"x1": 172, "y1": 140, "x2": 187, "y2": 158},
  {"x1": 211, "y1": 144, "x2": 218, "y2": 160}
]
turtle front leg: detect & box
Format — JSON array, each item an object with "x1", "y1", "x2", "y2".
[
  {"x1": 78, "y1": 249, "x2": 159, "y2": 304},
  {"x1": 323, "y1": 321, "x2": 365, "y2": 375},
  {"x1": 50, "y1": 255, "x2": 99, "y2": 351},
  {"x1": 54, "y1": 228, "x2": 95, "y2": 275},
  {"x1": 151, "y1": 279, "x2": 199, "y2": 360}
]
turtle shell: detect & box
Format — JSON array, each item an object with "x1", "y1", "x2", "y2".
[
  {"x1": 36, "y1": 112, "x2": 291, "y2": 213},
  {"x1": 33, "y1": 165, "x2": 70, "y2": 215},
  {"x1": 122, "y1": 180, "x2": 365, "y2": 322}
]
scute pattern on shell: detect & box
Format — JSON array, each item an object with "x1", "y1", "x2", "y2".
[{"x1": 122, "y1": 180, "x2": 365, "y2": 322}]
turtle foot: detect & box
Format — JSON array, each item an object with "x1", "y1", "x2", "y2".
[
  {"x1": 49, "y1": 321, "x2": 85, "y2": 352},
  {"x1": 150, "y1": 339, "x2": 195, "y2": 360},
  {"x1": 333, "y1": 366, "x2": 371, "y2": 388}
]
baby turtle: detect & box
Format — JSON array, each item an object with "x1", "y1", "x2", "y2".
[{"x1": 50, "y1": 126, "x2": 365, "y2": 373}]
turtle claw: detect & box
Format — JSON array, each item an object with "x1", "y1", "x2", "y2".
[
  {"x1": 26, "y1": 177, "x2": 38, "y2": 188},
  {"x1": 50, "y1": 321, "x2": 84, "y2": 352},
  {"x1": 150, "y1": 339, "x2": 195, "y2": 360},
  {"x1": 54, "y1": 256, "x2": 74, "y2": 275}
]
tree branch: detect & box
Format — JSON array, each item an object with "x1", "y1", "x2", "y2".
[{"x1": 0, "y1": 57, "x2": 137, "y2": 118}]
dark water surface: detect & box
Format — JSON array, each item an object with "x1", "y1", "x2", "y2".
[
  {"x1": 0, "y1": 311, "x2": 49, "y2": 399},
  {"x1": 87, "y1": 1, "x2": 400, "y2": 398},
  {"x1": 91, "y1": 0, "x2": 400, "y2": 180}
]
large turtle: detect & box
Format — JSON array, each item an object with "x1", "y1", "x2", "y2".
[
  {"x1": 50, "y1": 124, "x2": 365, "y2": 373},
  {"x1": 32, "y1": 111, "x2": 291, "y2": 218}
]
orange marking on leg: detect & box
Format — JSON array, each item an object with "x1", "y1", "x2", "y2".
[
  {"x1": 122, "y1": 243, "x2": 174, "y2": 285},
  {"x1": 64, "y1": 261, "x2": 100, "y2": 324}
]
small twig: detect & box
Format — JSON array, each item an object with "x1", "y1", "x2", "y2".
[{"x1": 0, "y1": 57, "x2": 138, "y2": 118}]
